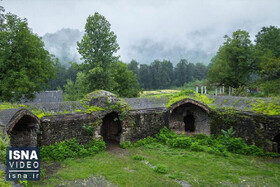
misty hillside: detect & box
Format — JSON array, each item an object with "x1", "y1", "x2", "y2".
[
  {"x1": 128, "y1": 40, "x2": 215, "y2": 65},
  {"x1": 42, "y1": 28, "x2": 214, "y2": 66},
  {"x1": 42, "y1": 28, "x2": 83, "y2": 66}
]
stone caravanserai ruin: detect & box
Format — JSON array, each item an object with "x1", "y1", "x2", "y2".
[{"x1": 0, "y1": 90, "x2": 280, "y2": 153}]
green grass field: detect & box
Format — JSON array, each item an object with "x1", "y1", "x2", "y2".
[{"x1": 29, "y1": 143, "x2": 280, "y2": 187}]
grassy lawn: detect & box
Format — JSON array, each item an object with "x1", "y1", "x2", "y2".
[{"x1": 30, "y1": 143, "x2": 280, "y2": 187}]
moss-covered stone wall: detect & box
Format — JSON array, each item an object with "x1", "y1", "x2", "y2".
[{"x1": 210, "y1": 110, "x2": 280, "y2": 151}]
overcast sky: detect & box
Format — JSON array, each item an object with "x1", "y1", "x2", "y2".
[{"x1": 2, "y1": 0, "x2": 280, "y2": 63}]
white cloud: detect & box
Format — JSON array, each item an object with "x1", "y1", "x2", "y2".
[{"x1": 2, "y1": 0, "x2": 280, "y2": 63}]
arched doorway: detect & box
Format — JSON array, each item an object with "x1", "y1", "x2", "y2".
[
  {"x1": 272, "y1": 134, "x2": 280, "y2": 153},
  {"x1": 1, "y1": 109, "x2": 40, "y2": 147},
  {"x1": 101, "y1": 112, "x2": 122, "y2": 144},
  {"x1": 169, "y1": 99, "x2": 210, "y2": 135},
  {"x1": 184, "y1": 114, "x2": 195, "y2": 132}
]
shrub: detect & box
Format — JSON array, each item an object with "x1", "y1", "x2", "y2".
[
  {"x1": 154, "y1": 164, "x2": 168, "y2": 174},
  {"x1": 221, "y1": 127, "x2": 236, "y2": 138},
  {"x1": 168, "y1": 137, "x2": 192, "y2": 148},
  {"x1": 40, "y1": 138, "x2": 105, "y2": 161},
  {"x1": 120, "y1": 141, "x2": 132, "y2": 149},
  {"x1": 190, "y1": 142, "x2": 205, "y2": 152},
  {"x1": 132, "y1": 155, "x2": 145, "y2": 161},
  {"x1": 119, "y1": 127, "x2": 280, "y2": 158},
  {"x1": 133, "y1": 137, "x2": 157, "y2": 147},
  {"x1": 265, "y1": 152, "x2": 280, "y2": 158}
]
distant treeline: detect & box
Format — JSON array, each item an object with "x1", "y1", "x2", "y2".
[
  {"x1": 47, "y1": 59, "x2": 208, "y2": 92},
  {"x1": 127, "y1": 59, "x2": 208, "y2": 90}
]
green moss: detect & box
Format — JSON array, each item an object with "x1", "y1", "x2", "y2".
[
  {"x1": 232, "y1": 99, "x2": 241, "y2": 106},
  {"x1": 223, "y1": 99, "x2": 229, "y2": 103},
  {"x1": 165, "y1": 90, "x2": 215, "y2": 108},
  {"x1": 251, "y1": 98, "x2": 280, "y2": 116},
  {"x1": 0, "y1": 103, "x2": 26, "y2": 112}
]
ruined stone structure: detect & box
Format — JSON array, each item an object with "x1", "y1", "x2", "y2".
[{"x1": 0, "y1": 91, "x2": 280, "y2": 153}]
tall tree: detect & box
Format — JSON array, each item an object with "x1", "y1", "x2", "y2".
[
  {"x1": 127, "y1": 59, "x2": 139, "y2": 77},
  {"x1": 77, "y1": 12, "x2": 120, "y2": 92},
  {"x1": 255, "y1": 26, "x2": 280, "y2": 80},
  {"x1": 139, "y1": 64, "x2": 152, "y2": 89},
  {"x1": 254, "y1": 26, "x2": 280, "y2": 96},
  {"x1": 207, "y1": 30, "x2": 254, "y2": 88},
  {"x1": 255, "y1": 26, "x2": 280, "y2": 58},
  {"x1": 173, "y1": 59, "x2": 193, "y2": 86},
  {"x1": 0, "y1": 11, "x2": 55, "y2": 102}
]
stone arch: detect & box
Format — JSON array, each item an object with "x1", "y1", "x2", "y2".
[
  {"x1": 101, "y1": 112, "x2": 122, "y2": 144},
  {"x1": 1, "y1": 108, "x2": 40, "y2": 147},
  {"x1": 272, "y1": 134, "x2": 280, "y2": 153},
  {"x1": 169, "y1": 99, "x2": 210, "y2": 135}
]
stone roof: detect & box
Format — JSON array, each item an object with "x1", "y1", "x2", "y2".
[
  {"x1": 26, "y1": 101, "x2": 84, "y2": 113},
  {"x1": 0, "y1": 108, "x2": 40, "y2": 131},
  {"x1": 124, "y1": 97, "x2": 168, "y2": 110},
  {"x1": 21, "y1": 91, "x2": 63, "y2": 103},
  {"x1": 22, "y1": 95, "x2": 279, "y2": 113}
]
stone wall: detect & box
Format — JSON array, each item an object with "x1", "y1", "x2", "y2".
[
  {"x1": 39, "y1": 113, "x2": 95, "y2": 146},
  {"x1": 210, "y1": 110, "x2": 280, "y2": 151},
  {"x1": 169, "y1": 103, "x2": 210, "y2": 135},
  {"x1": 39, "y1": 109, "x2": 169, "y2": 146},
  {"x1": 120, "y1": 109, "x2": 169, "y2": 143}
]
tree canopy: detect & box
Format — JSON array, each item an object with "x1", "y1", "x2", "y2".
[
  {"x1": 0, "y1": 10, "x2": 55, "y2": 102},
  {"x1": 77, "y1": 12, "x2": 120, "y2": 92},
  {"x1": 207, "y1": 30, "x2": 254, "y2": 88}
]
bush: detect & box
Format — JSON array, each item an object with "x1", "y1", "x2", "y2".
[
  {"x1": 40, "y1": 138, "x2": 105, "y2": 161},
  {"x1": 120, "y1": 141, "x2": 132, "y2": 149},
  {"x1": 132, "y1": 155, "x2": 145, "y2": 161},
  {"x1": 119, "y1": 127, "x2": 280, "y2": 158},
  {"x1": 168, "y1": 137, "x2": 192, "y2": 148},
  {"x1": 133, "y1": 137, "x2": 157, "y2": 147},
  {"x1": 154, "y1": 164, "x2": 168, "y2": 174},
  {"x1": 190, "y1": 142, "x2": 205, "y2": 152}
]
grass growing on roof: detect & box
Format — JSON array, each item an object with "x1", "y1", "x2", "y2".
[
  {"x1": 251, "y1": 98, "x2": 280, "y2": 116},
  {"x1": 165, "y1": 90, "x2": 215, "y2": 108}
]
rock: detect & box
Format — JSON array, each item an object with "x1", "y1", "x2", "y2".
[{"x1": 81, "y1": 90, "x2": 120, "y2": 108}]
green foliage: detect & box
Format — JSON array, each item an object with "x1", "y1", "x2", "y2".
[
  {"x1": 19, "y1": 180, "x2": 28, "y2": 187},
  {"x1": 40, "y1": 138, "x2": 105, "y2": 161},
  {"x1": 136, "y1": 59, "x2": 207, "y2": 90},
  {"x1": 0, "y1": 103, "x2": 26, "y2": 112},
  {"x1": 190, "y1": 142, "x2": 205, "y2": 152},
  {"x1": 154, "y1": 164, "x2": 168, "y2": 174},
  {"x1": 122, "y1": 127, "x2": 279, "y2": 158},
  {"x1": 111, "y1": 61, "x2": 140, "y2": 97},
  {"x1": 131, "y1": 155, "x2": 145, "y2": 161},
  {"x1": 207, "y1": 30, "x2": 254, "y2": 88},
  {"x1": 77, "y1": 12, "x2": 119, "y2": 92},
  {"x1": 0, "y1": 132, "x2": 9, "y2": 163},
  {"x1": 82, "y1": 124, "x2": 95, "y2": 136},
  {"x1": 165, "y1": 90, "x2": 214, "y2": 108},
  {"x1": 221, "y1": 127, "x2": 236, "y2": 138},
  {"x1": 0, "y1": 11, "x2": 56, "y2": 102},
  {"x1": 251, "y1": 99, "x2": 280, "y2": 115},
  {"x1": 47, "y1": 61, "x2": 79, "y2": 91},
  {"x1": 120, "y1": 141, "x2": 132, "y2": 149},
  {"x1": 63, "y1": 72, "x2": 88, "y2": 101}
]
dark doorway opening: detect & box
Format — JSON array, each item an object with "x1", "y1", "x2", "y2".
[
  {"x1": 273, "y1": 134, "x2": 280, "y2": 153},
  {"x1": 184, "y1": 114, "x2": 195, "y2": 132},
  {"x1": 10, "y1": 115, "x2": 38, "y2": 147},
  {"x1": 101, "y1": 112, "x2": 122, "y2": 144}
]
